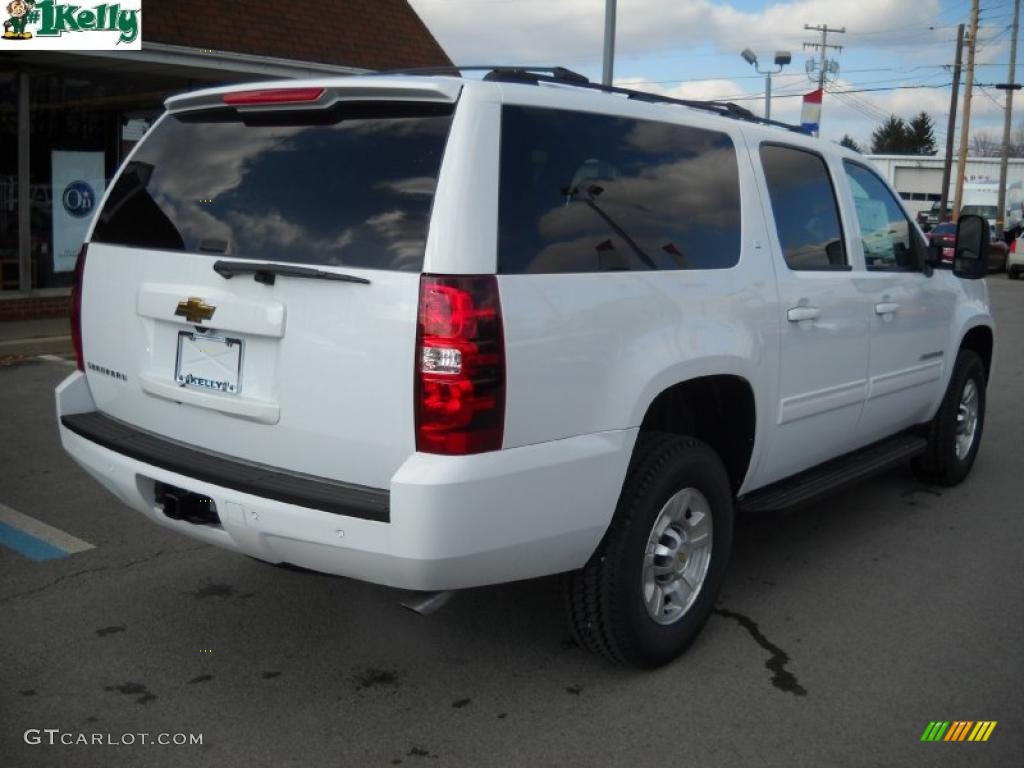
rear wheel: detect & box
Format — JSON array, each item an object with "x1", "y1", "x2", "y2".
[
  {"x1": 913, "y1": 349, "x2": 986, "y2": 486},
  {"x1": 564, "y1": 433, "x2": 733, "y2": 668}
]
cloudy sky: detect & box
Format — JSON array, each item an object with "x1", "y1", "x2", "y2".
[{"x1": 409, "y1": 0, "x2": 1022, "y2": 149}]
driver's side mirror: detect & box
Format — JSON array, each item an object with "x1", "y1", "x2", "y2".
[{"x1": 953, "y1": 214, "x2": 989, "y2": 279}]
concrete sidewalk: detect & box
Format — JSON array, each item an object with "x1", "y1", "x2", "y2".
[{"x1": 0, "y1": 317, "x2": 72, "y2": 358}]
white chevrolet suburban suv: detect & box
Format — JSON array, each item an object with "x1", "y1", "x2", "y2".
[{"x1": 56, "y1": 68, "x2": 995, "y2": 668}]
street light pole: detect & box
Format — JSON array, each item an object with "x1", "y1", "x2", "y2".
[
  {"x1": 602, "y1": 0, "x2": 616, "y2": 86},
  {"x1": 741, "y1": 49, "x2": 791, "y2": 120}
]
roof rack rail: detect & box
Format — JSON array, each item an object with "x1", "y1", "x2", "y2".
[
  {"x1": 371, "y1": 65, "x2": 590, "y2": 83},
  {"x1": 367, "y1": 65, "x2": 806, "y2": 133}
]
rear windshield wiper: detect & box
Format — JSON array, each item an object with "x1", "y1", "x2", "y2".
[{"x1": 213, "y1": 260, "x2": 370, "y2": 286}]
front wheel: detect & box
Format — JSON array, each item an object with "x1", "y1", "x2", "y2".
[
  {"x1": 913, "y1": 349, "x2": 987, "y2": 486},
  {"x1": 564, "y1": 433, "x2": 733, "y2": 668}
]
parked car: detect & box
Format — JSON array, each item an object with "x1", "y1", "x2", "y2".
[
  {"x1": 56, "y1": 68, "x2": 996, "y2": 668},
  {"x1": 916, "y1": 201, "x2": 952, "y2": 232},
  {"x1": 987, "y1": 225, "x2": 1009, "y2": 272},
  {"x1": 927, "y1": 222, "x2": 1007, "y2": 271},
  {"x1": 1009, "y1": 238, "x2": 1024, "y2": 279},
  {"x1": 925, "y1": 222, "x2": 957, "y2": 262}
]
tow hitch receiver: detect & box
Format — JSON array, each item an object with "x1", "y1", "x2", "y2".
[{"x1": 155, "y1": 481, "x2": 221, "y2": 526}]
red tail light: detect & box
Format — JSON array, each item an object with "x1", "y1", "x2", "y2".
[
  {"x1": 70, "y1": 244, "x2": 87, "y2": 371},
  {"x1": 415, "y1": 275, "x2": 505, "y2": 455},
  {"x1": 223, "y1": 88, "x2": 325, "y2": 106}
]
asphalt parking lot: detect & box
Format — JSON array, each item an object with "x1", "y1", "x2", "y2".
[{"x1": 1, "y1": 278, "x2": 1022, "y2": 768}]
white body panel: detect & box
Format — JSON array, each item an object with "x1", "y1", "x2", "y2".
[
  {"x1": 58, "y1": 75, "x2": 995, "y2": 589},
  {"x1": 80, "y1": 244, "x2": 420, "y2": 489},
  {"x1": 58, "y1": 372, "x2": 633, "y2": 589}
]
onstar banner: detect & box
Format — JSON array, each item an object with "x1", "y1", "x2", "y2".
[{"x1": 52, "y1": 150, "x2": 105, "y2": 273}]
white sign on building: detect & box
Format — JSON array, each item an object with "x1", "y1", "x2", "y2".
[{"x1": 51, "y1": 150, "x2": 105, "y2": 272}]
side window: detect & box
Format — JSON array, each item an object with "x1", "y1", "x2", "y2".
[
  {"x1": 497, "y1": 106, "x2": 741, "y2": 273},
  {"x1": 843, "y1": 161, "x2": 924, "y2": 271},
  {"x1": 759, "y1": 144, "x2": 847, "y2": 270}
]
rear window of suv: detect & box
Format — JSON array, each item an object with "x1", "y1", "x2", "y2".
[
  {"x1": 498, "y1": 105, "x2": 741, "y2": 273},
  {"x1": 92, "y1": 102, "x2": 454, "y2": 272}
]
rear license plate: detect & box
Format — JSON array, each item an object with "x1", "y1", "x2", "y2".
[{"x1": 175, "y1": 331, "x2": 242, "y2": 394}]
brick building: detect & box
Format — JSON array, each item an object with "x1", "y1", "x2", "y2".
[{"x1": 0, "y1": 0, "x2": 450, "y2": 320}]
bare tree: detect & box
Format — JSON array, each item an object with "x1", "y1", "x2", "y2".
[
  {"x1": 970, "y1": 132, "x2": 1002, "y2": 157},
  {"x1": 1011, "y1": 121, "x2": 1024, "y2": 157}
]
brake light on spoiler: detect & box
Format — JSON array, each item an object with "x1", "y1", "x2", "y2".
[
  {"x1": 223, "y1": 88, "x2": 325, "y2": 106},
  {"x1": 415, "y1": 275, "x2": 505, "y2": 455}
]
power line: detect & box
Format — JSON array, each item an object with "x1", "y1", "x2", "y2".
[
  {"x1": 625, "y1": 62, "x2": 1020, "y2": 88},
  {"x1": 717, "y1": 83, "x2": 951, "y2": 102},
  {"x1": 978, "y1": 84, "x2": 1008, "y2": 107}
]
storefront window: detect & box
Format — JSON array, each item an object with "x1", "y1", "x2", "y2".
[
  {"x1": 1, "y1": 61, "x2": 249, "y2": 293},
  {"x1": 30, "y1": 72, "x2": 122, "y2": 289},
  {"x1": 5, "y1": 67, "x2": 201, "y2": 291}
]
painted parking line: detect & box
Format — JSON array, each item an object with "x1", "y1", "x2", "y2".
[
  {"x1": 0, "y1": 503, "x2": 94, "y2": 561},
  {"x1": 38, "y1": 354, "x2": 76, "y2": 367},
  {"x1": 0, "y1": 335, "x2": 71, "y2": 348}
]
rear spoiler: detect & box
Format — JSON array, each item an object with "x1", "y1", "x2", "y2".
[{"x1": 165, "y1": 76, "x2": 463, "y2": 113}]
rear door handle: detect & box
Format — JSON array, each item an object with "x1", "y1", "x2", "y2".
[
  {"x1": 875, "y1": 302, "x2": 900, "y2": 315},
  {"x1": 787, "y1": 306, "x2": 821, "y2": 322}
]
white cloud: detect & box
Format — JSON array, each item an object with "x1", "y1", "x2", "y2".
[
  {"x1": 409, "y1": 0, "x2": 1012, "y2": 150},
  {"x1": 410, "y1": 0, "x2": 944, "y2": 64},
  {"x1": 615, "y1": 76, "x2": 753, "y2": 103}
]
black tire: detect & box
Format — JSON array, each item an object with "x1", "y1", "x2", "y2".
[
  {"x1": 912, "y1": 349, "x2": 986, "y2": 486},
  {"x1": 1009, "y1": 269, "x2": 1020, "y2": 280},
  {"x1": 564, "y1": 433, "x2": 734, "y2": 668}
]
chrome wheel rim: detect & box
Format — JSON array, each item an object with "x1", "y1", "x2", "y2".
[
  {"x1": 641, "y1": 487, "x2": 713, "y2": 626},
  {"x1": 955, "y1": 378, "x2": 980, "y2": 461}
]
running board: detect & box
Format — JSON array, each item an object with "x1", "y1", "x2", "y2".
[{"x1": 738, "y1": 434, "x2": 928, "y2": 513}]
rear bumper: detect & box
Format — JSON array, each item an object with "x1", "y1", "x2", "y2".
[{"x1": 56, "y1": 372, "x2": 635, "y2": 590}]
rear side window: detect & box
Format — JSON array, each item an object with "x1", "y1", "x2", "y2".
[
  {"x1": 760, "y1": 144, "x2": 847, "y2": 270},
  {"x1": 843, "y1": 161, "x2": 924, "y2": 271},
  {"x1": 92, "y1": 102, "x2": 454, "y2": 272},
  {"x1": 498, "y1": 106, "x2": 741, "y2": 273}
]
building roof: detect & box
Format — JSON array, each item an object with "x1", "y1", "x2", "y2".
[
  {"x1": 143, "y1": 0, "x2": 451, "y2": 71},
  {"x1": 866, "y1": 154, "x2": 1024, "y2": 165}
]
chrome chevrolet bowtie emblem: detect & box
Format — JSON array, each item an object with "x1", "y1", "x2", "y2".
[{"x1": 175, "y1": 297, "x2": 216, "y2": 324}]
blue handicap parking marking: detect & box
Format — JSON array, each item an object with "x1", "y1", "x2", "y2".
[
  {"x1": 0, "y1": 502, "x2": 94, "y2": 562},
  {"x1": 0, "y1": 521, "x2": 70, "y2": 561}
]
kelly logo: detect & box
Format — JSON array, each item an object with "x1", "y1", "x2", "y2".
[{"x1": 2, "y1": 0, "x2": 141, "y2": 49}]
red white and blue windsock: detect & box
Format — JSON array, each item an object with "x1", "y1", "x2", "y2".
[{"x1": 801, "y1": 89, "x2": 822, "y2": 136}]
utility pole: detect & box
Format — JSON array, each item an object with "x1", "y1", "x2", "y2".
[
  {"x1": 803, "y1": 24, "x2": 845, "y2": 130},
  {"x1": 996, "y1": 0, "x2": 1021, "y2": 239},
  {"x1": 953, "y1": 0, "x2": 981, "y2": 223},
  {"x1": 602, "y1": 0, "x2": 617, "y2": 86},
  {"x1": 939, "y1": 24, "x2": 965, "y2": 225}
]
